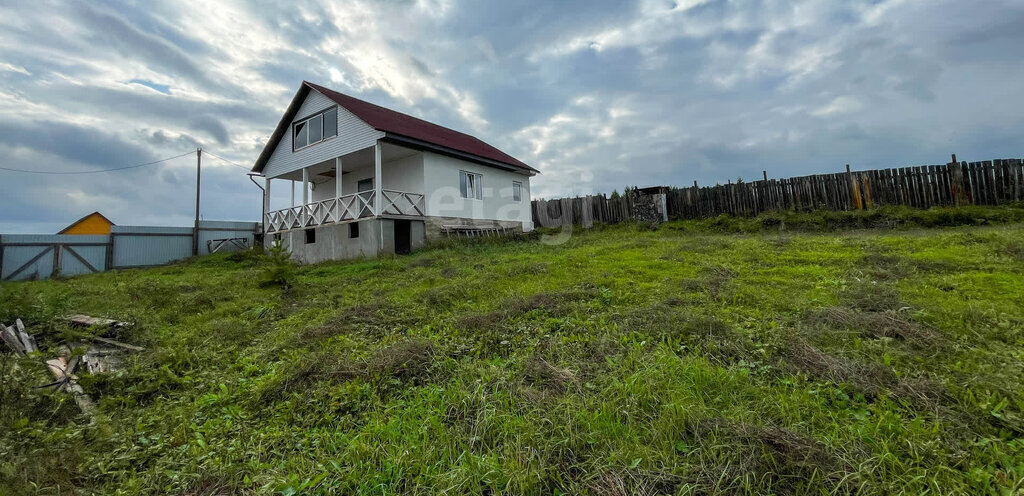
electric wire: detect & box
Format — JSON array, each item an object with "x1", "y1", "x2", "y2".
[
  {"x1": 0, "y1": 150, "x2": 197, "y2": 175},
  {"x1": 201, "y1": 150, "x2": 253, "y2": 171}
]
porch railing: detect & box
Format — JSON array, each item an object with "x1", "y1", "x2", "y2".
[{"x1": 265, "y1": 190, "x2": 425, "y2": 233}]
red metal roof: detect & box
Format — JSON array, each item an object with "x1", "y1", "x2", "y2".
[{"x1": 304, "y1": 81, "x2": 536, "y2": 173}]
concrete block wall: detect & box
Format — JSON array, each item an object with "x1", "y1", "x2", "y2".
[{"x1": 279, "y1": 219, "x2": 426, "y2": 264}]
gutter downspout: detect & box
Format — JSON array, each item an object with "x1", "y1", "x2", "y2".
[{"x1": 248, "y1": 173, "x2": 265, "y2": 244}]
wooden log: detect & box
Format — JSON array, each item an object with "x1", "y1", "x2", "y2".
[
  {"x1": 66, "y1": 314, "x2": 131, "y2": 329},
  {"x1": 2, "y1": 324, "x2": 25, "y2": 355},
  {"x1": 15, "y1": 319, "x2": 37, "y2": 353},
  {"x1": 91, "y1": 336, "x2": 145, "y2": 352}
]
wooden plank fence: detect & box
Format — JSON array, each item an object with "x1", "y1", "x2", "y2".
[{"x1": 532, "y1": 156, "x2": 1024, "y2": 228}]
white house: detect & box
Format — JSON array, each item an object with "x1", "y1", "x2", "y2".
[{"x1": 250, "y1": 81, "x2": 538, "y2": 263}]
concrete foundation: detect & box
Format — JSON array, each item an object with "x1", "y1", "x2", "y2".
[
  {"x1": 423, "y1": 216, "x2": 526, "y2": 242},
  {"x1": 275, "y1": 218, "x2": 425, "y2": 264},
  {"x1": 274, "y1": 215, "x2": 525, "y2": 263}
]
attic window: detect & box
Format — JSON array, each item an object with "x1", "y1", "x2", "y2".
[{"x1": 294, "y1": 107, "x2": 338, "y2": 150}]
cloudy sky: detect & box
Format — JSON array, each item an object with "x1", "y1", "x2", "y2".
[{"x1": 1, "y1": 0, "x2": 1022, "y2": 232}]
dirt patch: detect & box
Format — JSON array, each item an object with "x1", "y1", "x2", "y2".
[
  {"x1": 805, "y1": 306, "x2": 942, "y2": 347},
  {"x1": 684, "y1": 418, "x2": 854, "y2": 495}
]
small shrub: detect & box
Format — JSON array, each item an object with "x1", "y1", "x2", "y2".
[{"x1": 261, "y1": 241, "x2": 295, "y2": 288}]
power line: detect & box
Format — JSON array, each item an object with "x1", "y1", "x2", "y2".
[
  {"x1": 0, "y1": 151, "x2": 196, "y2": 175},
  {"x1": 202, "y1": 150, "x2": 253, "y2": 171}
]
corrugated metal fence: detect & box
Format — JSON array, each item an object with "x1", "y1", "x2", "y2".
[
  {"x1": 0, "y1": 221, "x2": 260, "y2": 281},
  {"x1": 532, "y1": 156, "x2": 1024, "y2": 228}
]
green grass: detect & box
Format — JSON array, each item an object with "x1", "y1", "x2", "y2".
[{"x1": 2, "y1": 205, "x2": 1023, "y2": 495}]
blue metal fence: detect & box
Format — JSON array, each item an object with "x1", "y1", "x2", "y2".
[{"x1": 0, "y1": 221, "x2": 260, "y2": 281}]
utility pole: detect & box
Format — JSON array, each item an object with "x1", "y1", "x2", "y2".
[{"x1": 192, "y1": 147, "x2": 202, "y2": 256}]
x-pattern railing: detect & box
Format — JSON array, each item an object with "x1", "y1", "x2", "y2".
[
  {"x1": 265, "y1": 190, "x2": 423, "y2": 233},
  {"x1": 382, "y1": 190, "x2": 425, "y2": 216}
]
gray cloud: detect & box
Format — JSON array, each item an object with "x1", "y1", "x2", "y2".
[{"x1": 2, "y1": 0, "x2": 1023, "y2": 231}]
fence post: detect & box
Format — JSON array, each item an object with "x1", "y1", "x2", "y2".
[
  {"x1": 847, "y1": 164, "x2": 863, "y2": 210},
  {"x1": 947, "y1": 153, "x2": 968, "y2": 206},
  {"x1": 861, "y1": 173, "x2": 873, "y2": 208},
  {"x1": 51, "y1": 244, "x2": 62, "y2": 278}
]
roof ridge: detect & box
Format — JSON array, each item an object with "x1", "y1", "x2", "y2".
[
  {"x1": 304, "y1": 81, "x2": 490, "y2": 143},
  {"x1": 303, "y1": 81, "x2": 536, "y2": 173}
]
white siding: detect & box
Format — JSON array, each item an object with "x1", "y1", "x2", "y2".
[
  {"x1": 311, "y1": 154, "x2": 425, "y2": 202},
  {"x1": 422, "y1": 152, "x2": 532, "y2": 228},
  {"x1": 263, "y1": 89, "x2": 384, "y2": 179}
]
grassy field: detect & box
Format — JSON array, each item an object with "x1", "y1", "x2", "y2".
[{"x1": 2, "y1": 206, "x2": 1023, "y2": 495}]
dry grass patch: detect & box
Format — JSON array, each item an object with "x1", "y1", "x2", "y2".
[
  {"x1": 584, "y1": 469, "x2": 681, "y2": 496},
  {"x1": 783, "y1": 338, "x2": 951, "y2": 412},
  {"x1": 364, "y1": 338, "x2": 437, "y2": 381},
  {"x1": 684, "y1": 418, "x2": 854, "y2": 495},
  {"x1": 408, "y1": 257, "x2": 436, "y2": 268},
  {"x1": 301, "y1": 302, "x2": 410, "y2": 341},
  {"x1": 457, "y1": 289, "x2": 596, "y2": 331},
  {"x1": 1004, "y1": 240, "x2": 1024, "y2": 262},
  {"x1": 254, "y1": 339, "x2": 438, "y2": 405},
  {"x1": 680, "y1": 265, "x2": 737, "y2": 298},
  {"x1": 520, "y1": 356, "x2": 577, "y2": 394},
  {"x1": 841, "y1": 282, "x2": 907, "y2": 312},
  {"x1": 784, "y1": 338, "x2": 896, "y2": 395},
  {"x1": 805, "y1": 306, "x2": 942, "y2": 347}
]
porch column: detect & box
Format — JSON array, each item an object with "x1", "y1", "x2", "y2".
[
  {"x1": 291, "y1": 180, "x2": 295, "y2": 207},
  {"x1": 302, "y1": 167, "x2": 309, "y2": 225},
  {"x1": 263, "y1": 178, "x2": 271, "y2": 234},
  {"x1": 335, "y1": 157, "x2": 343, "y2": 198},
  {"x1": 374, "y1": 142, "x2": 382, "y2": 216}
]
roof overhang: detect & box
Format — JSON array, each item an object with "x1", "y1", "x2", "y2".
[
  {"x1": 250, "y1": 84, "x2": 311, "y2": 174},
  {"x1": 381, "y1": 132, "x2": 537, "y2": 176}
]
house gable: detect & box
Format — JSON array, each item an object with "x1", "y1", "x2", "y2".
[
  {"x1": 253, "y1": 82, "x2": 537, "y2": 178},
  {"x1": 261, "y1": 87, "x2": 384, "y2": 179},
  {"x1": 58, "y1": 212, "x2": 114, "y2": 235}
]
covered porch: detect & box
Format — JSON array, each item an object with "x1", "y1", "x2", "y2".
[{"x1": 262, "y1": 142, "x2": 425, "y2": 234}]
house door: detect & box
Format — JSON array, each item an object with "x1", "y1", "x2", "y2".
[
  {"x1": 357, "y1": 178, "x2": 373, "y2": 217},
  {"x1": 394, "y1": 220, "x2": 411, "y2": 255}
]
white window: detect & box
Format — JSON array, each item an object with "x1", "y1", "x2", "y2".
[
  {"x1": 293, "y1": 107, "x2": 338, "y2": 151},
  {"x1": 459, "y1": 171, "x2": 483, "y2": 200},
  {"x1": 512, "y1": 181, "x2": 522, "y2": 202}
]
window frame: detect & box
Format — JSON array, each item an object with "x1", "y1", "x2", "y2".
[
  {"x1": 292, "y1": 106, "x2": 339, "y2": 152},
  {"x1": 459, "y1": 170, "x2": 483, "y2": 200},
  {"x1": 512, "y1": 181, "x2": 522, "y2": 202}
]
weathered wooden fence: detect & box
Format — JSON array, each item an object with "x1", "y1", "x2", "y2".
[
  {"x1": 532, "y1": 156, "x2": 1024, "y2": 228},
  {"x1": 0, "y1": 221, "x2": 260, "y2": 281}
]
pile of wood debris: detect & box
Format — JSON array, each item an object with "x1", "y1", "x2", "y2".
[{"x1": 1, "y1": 314, "x2": 142, "y2": 413}]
